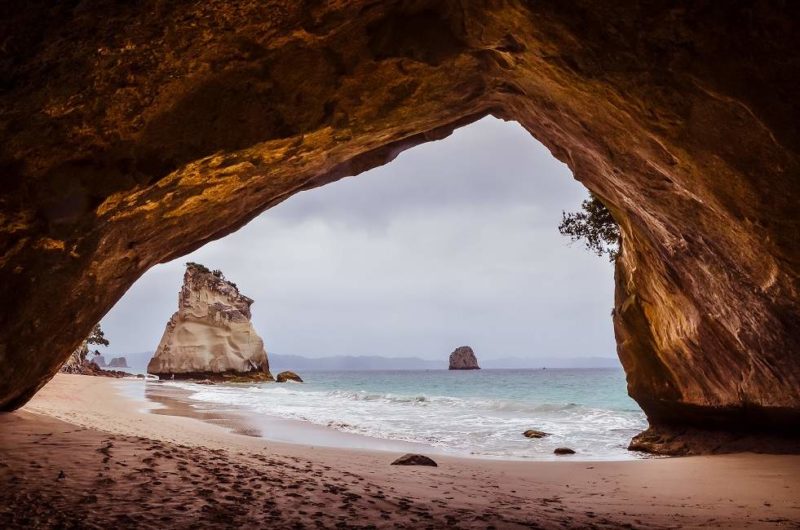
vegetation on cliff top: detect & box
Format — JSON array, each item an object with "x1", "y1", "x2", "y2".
[
  {"x1": 559, "y1": 194, "x2": 620, "y2": 261},
  {"x1": 77, "y1": 323, "x2": 110, "y2": 363},
  {"x1": 185, "y1": 262, "x2": 236, "y2": 287}
]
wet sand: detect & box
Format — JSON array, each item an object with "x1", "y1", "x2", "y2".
[
  {"x1": 140, "y1": 381, "x2": 443, "y2": 455},
  {"x1": 1, "y1": 374, "x2": 799, "y2": 529}
]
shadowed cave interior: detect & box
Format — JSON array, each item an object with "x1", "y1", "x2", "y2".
[{"x1": 0, "y1": 0, "x2": 799, "y2": 455}]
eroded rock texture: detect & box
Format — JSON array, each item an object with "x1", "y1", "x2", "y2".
[
  {"x1": 0, "y1": 1, "x2": 798, "y2": 444},
  {"x1": 147, "y1": 263, "x2": 271, "y2": 380},
  {"x1": 449, "y1": 346, "x2": 480, "y2": 370}
]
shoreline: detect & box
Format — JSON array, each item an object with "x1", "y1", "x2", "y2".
[
  {"x1": 2, "y1": 374, "x2": 799, "y2": 528},
  {"x1": 140, "y1": 378, "x2": 648, "y2": 462},
  {"x1": 144, "y1": 369, "x2": 648, "y2": 462},
  {"x1": 140, "y1": 380, "x2": 451, "y2": 457}
]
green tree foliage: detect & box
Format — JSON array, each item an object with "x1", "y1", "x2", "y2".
[
  {"x1": 87, "y1": 323, "x2": 109, "y2": 347},
  {"x1": 186, "y1": 261, "x2": 210, "y2": 273},
  {"x1": 558, "y1": 193, "x2": 620, "y2": 261},
  {"x1": 76, "y1": 323, "x2": 109, "y2": 362}
]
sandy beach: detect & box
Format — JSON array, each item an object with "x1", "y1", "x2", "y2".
[{"x1": 1, "y1": 374, "x2": 799, "y2": 529}]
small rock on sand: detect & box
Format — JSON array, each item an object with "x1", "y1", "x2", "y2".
[
  {"x1": 554, "y1": 447, "x2": 576, "y2": 455},
  {"x1": 523, "y1": 429, "x2": 549, "y2": 439},
  {"x1": 391, "y1": 454, "x2": 438, "y2": 467}
]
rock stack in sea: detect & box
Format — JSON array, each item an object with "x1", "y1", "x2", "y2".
[
  {"x1": 147, "y1": 263, "x2": 273, "y2": 382},
  {"x1": 60, "y1": 347, "x2": 128, "y2": 378},
  {"x1": 107, "y1": 357, "x2": 129, "y2": 368},
  {"x1": 449, "y1": 346, "x2": 480, "y2": 370},
  {"x1": 89, "y1": 354, "x2": 107, "y2": 367}
]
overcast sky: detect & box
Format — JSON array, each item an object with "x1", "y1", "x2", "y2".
[{"x1": 99, "y1": 117, "x2": 617, "y2": 360}]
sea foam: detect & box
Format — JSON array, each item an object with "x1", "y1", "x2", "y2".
[{"x1": 168, "y1": 369, "x2": 647, "y2": 460}]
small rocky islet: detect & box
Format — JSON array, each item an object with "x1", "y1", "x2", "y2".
[{"x1": 448, "y1": 346, "x2": 480, "y2": 370}]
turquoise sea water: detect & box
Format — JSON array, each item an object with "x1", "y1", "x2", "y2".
[{"x1": 170, "y1": 368, "x2": 648, "y2": 460}]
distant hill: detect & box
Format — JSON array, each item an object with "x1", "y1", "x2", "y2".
[
  {"x1": 112, "y1": 351, "x2": 621, "y2": 373},
  {"x1": 268, "y1": 353, "x2": 620, "y2": 372},
  {"x1": 481, "y1": 356, "x2": 621, "y2": 369},
  {"x1": 268, "y1": 354, "x2": 443, "y2": 372}
]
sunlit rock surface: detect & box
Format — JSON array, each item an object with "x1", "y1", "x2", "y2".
[
  {"x1": 0, "y1": 1, "x2": 798, "y2": 450},
  {"x1": 147, "y1": 264, "x2": 272, "y2": 381}
]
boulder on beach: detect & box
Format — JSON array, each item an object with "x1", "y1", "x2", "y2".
[
  {"x1": 390, "y1": 454, "x2": 438, "y2": 467},
  {"x1": 554, "y1": 447, "x2": 576, "y2": 455},
  {"x1": 523, "y1": 429, "x2": 549, "y2": 439},
  {"x1": 448, "y1": 346, "x2": 480, "y2": 370},
  {"x1": 276, "y1": 371, "x2": 303, "y2": 383},
  {"x1": 147, "y1": 263, "x2": 273, "y2": 382}
]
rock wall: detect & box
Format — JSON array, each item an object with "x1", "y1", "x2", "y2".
[
  {"x1": 0, "y1": 1, "x2": 798, "y2": 446},
  {"x1": 449, "y1": 347, "x2": 480, "y2": 370},
  {"x1": 147, "y1": 264, "x2": 271, "y2": 380},
  {"x1": 59, "y1": 342, "x2": 89, "y2": 375}
]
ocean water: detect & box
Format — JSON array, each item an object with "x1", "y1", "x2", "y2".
[{"x1": 168, "y1": 368, "x2": 648, "y2": 460}]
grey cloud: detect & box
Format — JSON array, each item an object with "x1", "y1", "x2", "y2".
[{"x1": 98, "y1": 117, "x2": 617, "y2": 361}]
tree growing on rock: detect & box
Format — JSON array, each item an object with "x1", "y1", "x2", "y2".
[
  {"x1": 87, "y1": 323, "x2": 109, "y2": 347},
  {"x1": 80, "y1": 323, "x2": 109, "y2": 362},
  {"x1": 61, "y1": 323, "x2": 111, "y2": 373},
  {"x1": 558, "y1": 193, "x2": 621, "y2": 261}
]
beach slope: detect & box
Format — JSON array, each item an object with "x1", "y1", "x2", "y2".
[{"x1": 1, "y1": 374, "x2": 798, "y2": 528}]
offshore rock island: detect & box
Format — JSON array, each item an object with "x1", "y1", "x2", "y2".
[
  {"x1": 147, "y1": 263, "x2": 272, "y2": 382},
  {"x1": 449, "y1": 346, "x2": 480, "y2": 370}
]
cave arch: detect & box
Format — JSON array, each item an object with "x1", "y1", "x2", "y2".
[
  {"x1": 1, "y1": 1, "x2": 798, "y2": 446},
  {"x1": 103, "y1": 116, "x2": 619, "y2": 367}
]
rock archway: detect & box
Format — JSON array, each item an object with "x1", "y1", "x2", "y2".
[{"x1": 1, "y1": 1, "x2": 798, "y2": 447}]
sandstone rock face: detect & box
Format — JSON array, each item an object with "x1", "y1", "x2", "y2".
[
  {"x1": 59, "y1": 343, "x2": 90, "y2": 375},
  {"x1": 449, "y1": 347, "x2": 480, "y2": 370},
  {"x1": 0, "y1": 1, "x2": 798, "y2": 449},
  {"x1": 147, "y1": 264, "x2": 271, "y2": 380}
]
